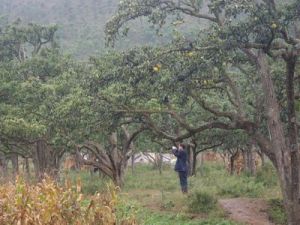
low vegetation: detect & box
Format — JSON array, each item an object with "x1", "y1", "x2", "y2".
[
  {"x1": 0, "y1": 176, "x2": 136, "y2": 225},
  {"x1": 268, "y1": 199, "x2": 288, "y2": 225},
  {"x1": 187, "y1": 191, "x2": 217, "y2": 213},
  {"x1": 61, "y1": 162, "x2": 281, "y2": 224}
]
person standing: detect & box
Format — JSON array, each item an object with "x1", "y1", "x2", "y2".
[{"x1": 172, "y1": 143, "x2": 188, "y2": 193}]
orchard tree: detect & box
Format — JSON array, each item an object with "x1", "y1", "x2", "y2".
[
  {"x1": 66, "y1": 53, "x2": 149, "y2": 187},
  {"x1": 0, "y1": 21, "x2": 85, "y2": 179},
  {"x1": 105, "y1": 0, "x2": 300, "y2": 224}
]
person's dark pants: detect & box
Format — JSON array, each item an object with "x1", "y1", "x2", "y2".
[{"x1": 178, "y1": 171, "x2": 188, "y2": 193}]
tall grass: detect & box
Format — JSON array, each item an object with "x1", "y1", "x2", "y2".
[{"x1": 0, "y1": 176, "x2": 137, "y2": 225}]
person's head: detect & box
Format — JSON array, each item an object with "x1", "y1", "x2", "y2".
[{"x1": 178, "y1": 143, "x2": 185, "y2": 150}]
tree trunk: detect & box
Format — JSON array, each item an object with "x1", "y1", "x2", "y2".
[
  {"x1": 198, "y1": 152, "x2": 204, "y2": 176},
  {"x1": 34, "y1": 140, "x2": 61, "y2": 180},
  {"x1": 24, "y1": 157, "x2": 30, "y2": 179},
  {"x1": 192, "y1": 150, "x2": 197, "y2": 176},
  {"x1": 256, "y1": 51, "x2": 300, "y2": 225},
  {"x1": 249, "y1": 145, "x2": 256, "y2": 175},
  {"x1": 76, "y1": 126, "x2": 144, "y2": 188},
  {"x1": 242, "y1": 146, "x2": 256, "y2": 175},
  {"x1": 186, "y1": 144, "x2": 197, "y2": 176},
  {"x1": 158, "y1": 148, "x2": 163, "y2": 175},
  {"x1": 84, "y1": 133, "x2": 128, "y2": 187},
  {"x1": 0, "y1": 153, "x2": 8, "y2": 178},
  {"x1": 229, "y1": 155, "x2": 235, "y2": 175},
  {"x1": 285, "y1": 54, "x2": 300, "y2": 225},
  {"x1": 113, "y1": 161, "x2": 126, "y2": 187},
  {"x1": 228, "y1": 149, "x2": 239, "y2": 175},
  {"x1": 257, "y1": 150, "x2": 265, "y2": 167},
  {"x1": 11, "y1": 153, "x2": 19, "y2": 179},
  {"x1": 131, "y1": 154, "x2": 135, "y2": 175},
  {"x1": 109, "y1": 132, "x2": 126, "y2": 187}
]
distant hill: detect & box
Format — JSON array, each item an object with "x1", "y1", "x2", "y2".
[
  {"x1": 0, "y1": 0, "x2": 210, "y2": 58},
  {"x1": 0, "y1": 0, "x2": 169, "y2": 58}
]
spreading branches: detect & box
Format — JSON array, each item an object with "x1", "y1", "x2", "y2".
[
  {"x1": 105, "y1": 0, "x2": 218, "y2": 46},
  {"x1": 189, "y1": 91, "x2": 236, "y2": 120},
  {"x1": 196, "y1": 142, "x2": 223, "y2": 155},
  {"x1": 143, "y1": 111, "x2": 236, "y2": 142},
  {"x1": 121, "y1": 125, "x2": 147, "y2": 154}
]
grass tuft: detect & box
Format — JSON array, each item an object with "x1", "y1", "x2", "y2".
[
  {"x1": 187, "y1": 191, "x2": 217, "y2": 213},
  {"x1": 267, "y1": 198, "x2": 287, "y2": 225}
]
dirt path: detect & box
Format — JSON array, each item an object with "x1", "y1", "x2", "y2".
[{"x1": 219, "y1": 198, "x2": 274, "y2": 225}]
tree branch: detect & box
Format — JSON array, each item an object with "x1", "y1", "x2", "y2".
[{"x1": 196, "y1": 142, "x2": 223, "y2": 155}]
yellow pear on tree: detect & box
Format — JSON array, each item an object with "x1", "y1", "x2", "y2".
[
  {"x1": 153, "y1": 63, "x2": 161, "y2": 72},
  {"x1": 271, "y1": 23, "x2": 277, "y2": 29}
]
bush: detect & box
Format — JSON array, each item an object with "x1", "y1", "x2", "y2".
[
  {"x1": 0, "y1": 176, "x2": 137, "y2": 225},
  {"x1": 187, "y1": 191, "x2": 217, "y2": 213},
  {"x1": 255, "y1": 163, "x2": 278, "y2": 187},
  {"x1": 268, "y1": 199, "x2": 287, "y2": 225}
]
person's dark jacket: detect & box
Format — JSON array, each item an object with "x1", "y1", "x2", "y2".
[{"x1": 172, "y1": 148, "x2": 188, "y2": 172}]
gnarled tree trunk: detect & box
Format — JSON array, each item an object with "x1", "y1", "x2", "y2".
[
  {"x1": 254, "y1": 51, "x2": 300, "y2": 225},
  {"x1": 33, "y1": 140, "x2": 63, "y2": 180},
  {"x1": 77, "y1": 126, "x2": 144, "y2": 187}
]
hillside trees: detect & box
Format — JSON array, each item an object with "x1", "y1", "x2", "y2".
[
  {"x1": 105, "y1": 0, "x2": 300, "y2": 224},
  {"x1": 0, "y1": 0, "x2": 176, "y2": 58}
]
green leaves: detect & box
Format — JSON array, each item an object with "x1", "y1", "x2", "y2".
[{"x1": 0, "y1": 116, "x2": 47, "y2": 138}]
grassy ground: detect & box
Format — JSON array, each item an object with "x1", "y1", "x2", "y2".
[{"x1": 64, "y1": 162, "x2": 282, "y2": 225}]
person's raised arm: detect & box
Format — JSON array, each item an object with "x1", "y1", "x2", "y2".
[{"x1": 172, "y1": 146, "x2": 179, "y2": 156}]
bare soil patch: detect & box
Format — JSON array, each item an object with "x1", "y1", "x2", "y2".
[{"x1": 219, "y1": 198, "x2": 274, "y2": 225}]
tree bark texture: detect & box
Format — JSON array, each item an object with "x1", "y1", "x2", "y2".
[
  {"x1": 0, "y1": 152, "x2": 8, "y2": 178},
  {"x1": 10, "y1": 153, "x2": 19, "y2": 179},
  {"x1": 256, "y1": 51, "x2": 300, "y2": 225},
  {"x1": 34, "y1": 140, "x2": 62, "y2": 180},
  {"x1": 187, "y1": 145, "x2": 196, "y2": 176},
  {"x1": 242, "y1": 145, "x2": 256, "y2": 175}
]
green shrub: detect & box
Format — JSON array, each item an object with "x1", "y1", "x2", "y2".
[
  {"x1": 268, "y1": 199, "x2": 287, "y2": 225},
  {"x1": 187, "y1": 191, "x2": 217, "y2": 213},
  {"x1": 255, "y1": 163, "x2": 278, "y2": 187}
]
